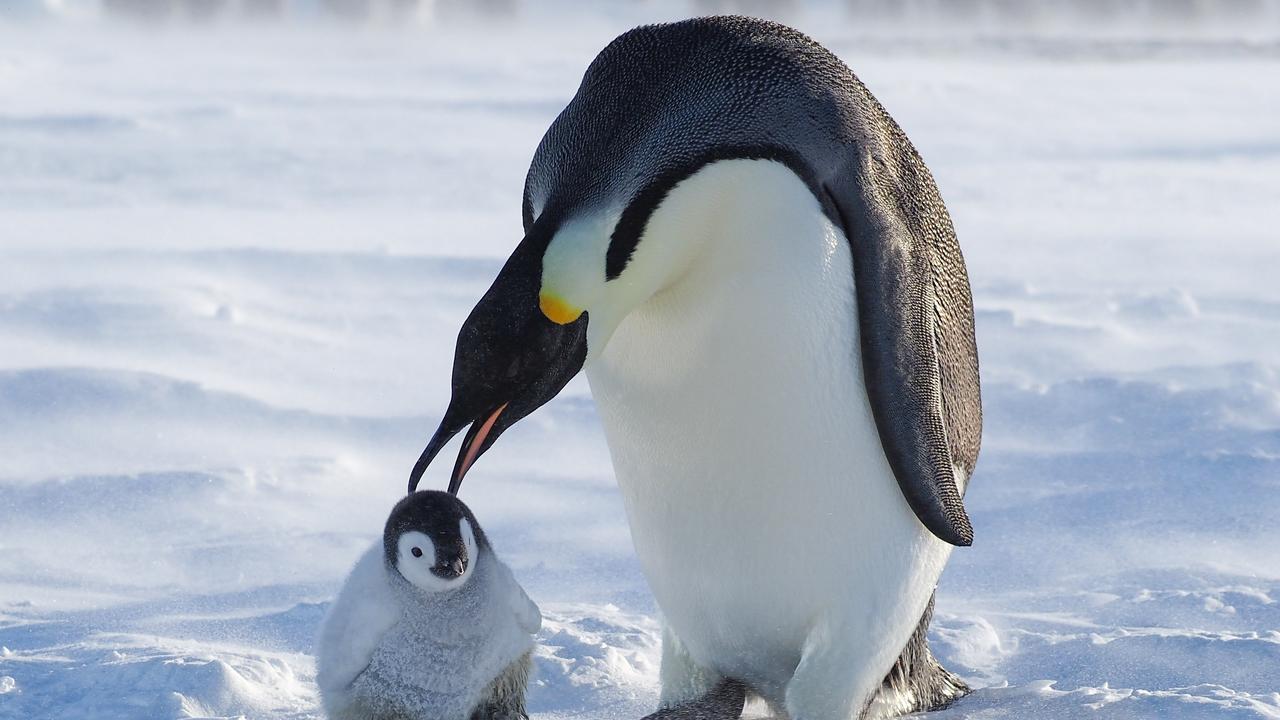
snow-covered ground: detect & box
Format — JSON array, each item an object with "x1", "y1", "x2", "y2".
[{"x1": 1, "y1": 9, "x2": 1278, "y2": 720}]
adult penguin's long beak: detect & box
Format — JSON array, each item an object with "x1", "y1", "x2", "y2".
[
  {"x1": 409, "y1": 402, "x2": 507, "y2": 496},
  {"x1": 408, "y1": 235, "x2": 588, "y2": 495}
]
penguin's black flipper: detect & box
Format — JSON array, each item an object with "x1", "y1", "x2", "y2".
[{"x1": 821, "y1": 142, "x2": 979, "y2": 547}]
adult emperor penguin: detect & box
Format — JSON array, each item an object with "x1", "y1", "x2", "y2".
[{"x1": 410, "y1": 16, "x2": 981, "y2": 720}]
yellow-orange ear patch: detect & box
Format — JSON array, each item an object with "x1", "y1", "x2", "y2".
[{"x1": 539, "y1": 292, "x2": 583, "y2": 325}]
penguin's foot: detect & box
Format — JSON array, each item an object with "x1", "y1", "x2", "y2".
[
  {"x1": 865, "y1": 595, "x2": 970, "y2": 718},
  {"x1": 869, "y1": 654, "x2": 968, "y2": 718},
  {"x1": 641, "y1": 678, "x2": 748, "y2": 720}
]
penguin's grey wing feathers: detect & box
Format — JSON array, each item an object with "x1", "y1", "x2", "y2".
[
  {"x1": 514, "y1": 584, "x2": 541, "y2": 635},
  {"x1": 316, "y1": 544, "x2": 402, "y2": 695},
  {"x1": 495, "y1": 560, "x2": 542, "y2": 634},
  {"x1": 821, "y1": 150, "x2": 975, "y2": 547}
]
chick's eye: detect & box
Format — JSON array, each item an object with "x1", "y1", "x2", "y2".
[{"x1": 411, "y1": 547, "x2": 423, "y2": 558}]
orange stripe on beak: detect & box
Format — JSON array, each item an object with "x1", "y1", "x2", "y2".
[{"x1": 456, "y1": 402, "x2": 507, "y2": 486}]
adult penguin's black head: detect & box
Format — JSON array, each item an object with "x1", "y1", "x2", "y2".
[
  {"x1": 407, "y1": 221, "x2": 589, "y2": 494},
  {"x1": 408, "y1": 17, "x2": 856, "y2": 495}
]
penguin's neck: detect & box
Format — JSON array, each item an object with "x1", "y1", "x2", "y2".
[
  {"x1": 390, "y1": 555, "x2": 493, "y2": 640},
  {"x1": 588, "y1": 158, "x2": 861, "y2": 440}
]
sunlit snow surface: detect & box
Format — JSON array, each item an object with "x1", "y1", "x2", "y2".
[{"x1": 1, "y1": 12, "x2": 1279, "y2": 720}]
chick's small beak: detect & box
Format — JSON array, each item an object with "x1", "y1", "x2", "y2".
[{"x1": 431, "y1": 556, "x2": 467, "y2": 580}]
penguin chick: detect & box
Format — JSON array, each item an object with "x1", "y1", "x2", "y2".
[{"x1": 316, "y1": 491, "x2": 542, "y2": 720}]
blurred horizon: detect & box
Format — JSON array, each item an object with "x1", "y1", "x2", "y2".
[{"x1": 5, "y1": 0, "x2": 1280, "y2": 41}]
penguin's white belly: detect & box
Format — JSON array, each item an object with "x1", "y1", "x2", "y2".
[{"x1": 585, "y1": 160, "x2": 952, "y2": 709}]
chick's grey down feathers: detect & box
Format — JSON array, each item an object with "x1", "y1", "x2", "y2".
[
  {"x1": 317, "y1": 492, "x2": 540, "y2": 720},
  {"x1": 343, "y1": 561, "x2": 533, "y2": 720}
]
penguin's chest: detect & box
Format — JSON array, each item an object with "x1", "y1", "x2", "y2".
[
  {"x1": 354, "y1": 596, "x2": 528, "y2": 720},
  {"x1": 586, "y1": 212, "x2": 921, "y2": 691}
]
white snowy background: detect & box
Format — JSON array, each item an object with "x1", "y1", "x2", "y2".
[{"x1": 1, "y1": 1, "x2": 1278, "y2": 718}]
